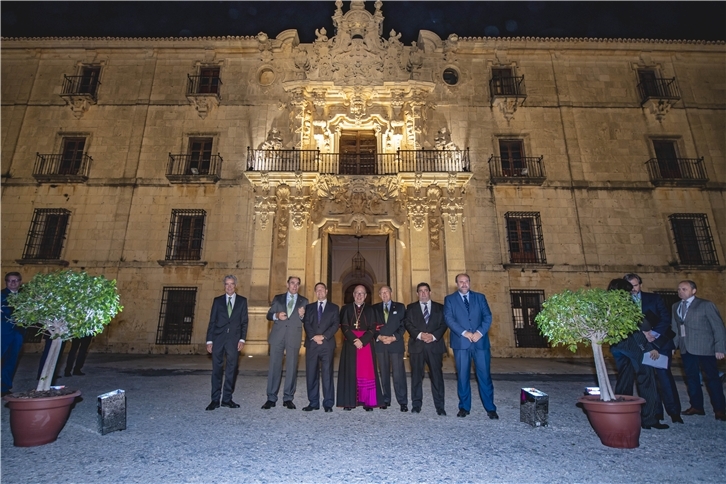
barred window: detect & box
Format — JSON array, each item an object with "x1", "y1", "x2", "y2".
[
  {"x1": 668, "y1": 214, "x2": 718, "y2": 266},
  {"x1": 510, "y1": 290, "x2": 548, "y2": 348},
  {"x1": 22, "y1": 209, "x2": 71, "y2": 260},
  {"x1": 156, "y1": 287, "x2": 197, "y2": 345},
  {"x1": 166, "y1": 209, "x2": 206, "y2": 261},
  {"x1": 654, "y1": 291, "x2": 679, "y2": 313},
  {"x1": 505, "y1": 212, "x2": 546, "y2": 264}
]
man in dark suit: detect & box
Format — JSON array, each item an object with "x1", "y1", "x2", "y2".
[
  {"x1": 624, "y1": 273, "x2": 682, "y2": 423},
  {"x1": 404, "y1": 282, "x2": 447, "y2": 416},
  {"x1": 672, "y1": 280, "x2": 726, "y2": 422},
  {"x1": 444, "y1": 273, "x2": 498, "y2": 419},
  {"x1": 608, "y1": 278, "x2": 668, "y2": 429},
  {"x1": 302, "y1": 282, "x2": 339, "y2": 412},
  {"x1": 373, "y1": 285, "x2": 408, "y2": 412},
  {"x1": 1, "y1": 272, "x2": 24, "y2": 397},
  {"x1": 205, "y1": 275, "x2": 248, "y2": 410},
  {"x1": 262, "y1": 276, "x2": 308, "y2": 410}
]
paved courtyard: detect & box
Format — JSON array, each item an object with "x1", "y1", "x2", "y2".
[{"x1": 2, "y1": 353, "x2": 724, "y2": 483}]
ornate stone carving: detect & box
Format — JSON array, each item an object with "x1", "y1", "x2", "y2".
[
  {"x1": 253, "y1": 173, "x2": 277, "y2": 230},
  {"x1": 434, "y1": 127, "x2": 458, "y2": 151},
  {"x1": 187, "y1": 95, "x2": 218, "y2": 120},
  {"x1": 62, "y1": 95, "x2": 95, "y2": 119},
  {"x1": 644, "y1": 98, "x2": 676, "y2": 122},
  {"x1": 275, "y1": 184, "x2": 290, "y2": 247},
  {"x1": 441, "y1": 176, "x2": 465, "y2": 232},
  {"x1": 257, "y1": 32, "x2": 273, "y2": 63},
  {"x1": 493, "y1": 97, "x2": 522, "y2": 123}
]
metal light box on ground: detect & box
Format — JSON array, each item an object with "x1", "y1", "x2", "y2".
[
  {"x1": 98, "y1": 389, "x2": 126, "y2": 435},
  {"x1": 520, "y1": 387, "x2": 548, "y2": 427}
]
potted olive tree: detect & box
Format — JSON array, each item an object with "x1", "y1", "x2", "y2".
[
  {"x1": 3, "y1": 270, "x2": 123, "y2": 447},
  {"x1": 535, "y1": 287, "x2": 645, "y2": 448}
]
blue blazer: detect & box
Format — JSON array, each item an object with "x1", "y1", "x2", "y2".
[{"x1": 444, "y1": 290, "x2": 492, "y2": 351}]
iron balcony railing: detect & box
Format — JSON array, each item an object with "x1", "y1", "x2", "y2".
[
  {"x1": 34, "y1": 153, "x2": 92, "y2": 182},
  {"x1": 637, "y1": 77, "x2": 681, "y2": 104},
  {"x1": 187, "y1": 74, "x2": 222, "y2": 98},
  {"x1": 645, "y1": 157, "x2": 707, "y2": 185},
  {"x1": 490, "y1": 75, "x2": 526, "y2": 100},
  {"x1": 246, "y1": 148, "x2": 470, "y2": 174},
  {"x1": 488, "y1": 155, "x2": 545, "y2": 183},
  {"x1": 61, "y1": 75, "x2": 100, "y2": 100},
  {"x1": 167, "y1": 153, "x2": 223, "y2": 183}
]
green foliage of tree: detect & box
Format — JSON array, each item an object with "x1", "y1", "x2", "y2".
[
  {"x1": 535, "y1": 288, "x2": 642, "y2": 401},
  {"x1": 8, "y1": 270, "x2": 123, "y2": 391}
]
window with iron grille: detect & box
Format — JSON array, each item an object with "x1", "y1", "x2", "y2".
[
  {"x1": 156, "y1": 287, "x2": 197, "y2": 344},
  {"x1": 491, "y1": 67, "x2": 515, "y2": 95},
  {"x1": 166, "y1": 209, "x2": 206, "y2": 261},
  {"x1": 510, "y1": 290, "x2": 549, "y2": 348},
  {"x1": 198, "y1": 67, "x2": 220, "y2": 94},
  {"x1": 60, "y1": 137, "x2": 86, "y2": 175},
  {"x1": 79, "y1": 66, "x2": 101, "y2": 96},
  {"x1": 505, "y1": 212, "x2": 546, "y2": 264},
  {"x1": 188, "y1": 137, "x2": 213, "y2": 174},
  {"x1": 654, "y1": 291, "x2": 680, "y2": 314},
  {"x1": 668, "y1": 214, "x2": 718, "y2": 266},
  {"x1": 499, "y1": 139, "x2": 525, "y2": 176},
  {"x1": 22, "y1": 209, "x2": 71, "y2": 260}
]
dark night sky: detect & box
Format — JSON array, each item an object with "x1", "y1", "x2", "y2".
[{"x1": 1, "y1": 1, "x2": 724, "y2": 43}]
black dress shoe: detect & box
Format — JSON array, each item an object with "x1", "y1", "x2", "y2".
[
  {"x1": 437, "y1": 409, "x2": 446, "y2": 416},
  {"x1": 715, "y1": 411, "x2": 726, "y2": 421},
  {"x1": 206, "y1": 401, "x2": 220, "y2": 411},
  {"x1": 655, "y1": 413, "x2": 664, "y2": 421},
  {"x1": 487, "y1": 411, "x2": 499, "y2": 420},
  {"x1": 221, "y1": 400, "x2": 240, "y2": 408},
  {"x1": 457, "y1": 409, "x2": 469, "y2": 418},
  {"x1": 283, "y1": 401, "x2": 296, "y2": 410},
  {"x1": 73, "y1": 370, "x2": 85, "y2": 376},
  {"x1": 670, "y1": 414, "x2": 684, "y2": 424},
  {"x1": 411, "y1": 407, "x2": 421, "y2": 413},
  {"x1": 380, "y1": 404, "x2": 388, "y2": 410},
  {"x1": 261, "y1": 400, "x2": 276, "y2": 409},
  {"x1": 302, "y1": 405, "x2": 319, "y2": 411},
  {"x1": 364, "y1": 406, "x2": 374, "y2": 412},
  {"x1": 64, "y1": 372, "x2": 73, "y2": 377},
  {"x1": 400, "y1": 405, "x2": 408, "y2": 412},
  {"x1": 682, "y1": 407, "x2": 706, "y2": 416},
  {"x1": 642, "y1": 422, "x2": 669, "y2": 430},
  {"x1": 324, "y1": 407, "x2": 333, "y2": 413},
  {"x1": 343, "y1": 407, "x2": 353, "y2": 411}
]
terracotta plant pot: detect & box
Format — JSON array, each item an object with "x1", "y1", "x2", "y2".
[
  {"x1": 577, "y1": 394, "x2": 645, "y2": 449},
  {"x1": 3, "y1": 390, "x2": 82, "y2": 447}
]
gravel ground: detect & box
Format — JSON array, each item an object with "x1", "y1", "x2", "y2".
[{"x1": 2, "y1": 356, "x2": 724, "y2": 484}]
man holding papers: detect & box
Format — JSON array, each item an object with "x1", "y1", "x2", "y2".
[{"x1": 624, "y1": 274, "x2": 682, "y2": 424}]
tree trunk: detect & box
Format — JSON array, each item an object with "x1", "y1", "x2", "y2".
[
  {"x1": 37, "y1": 337, "x2": 62, "y2": 392},
  {"x1": 591, "y1": 341, "x2": 615, "y2": 401}
]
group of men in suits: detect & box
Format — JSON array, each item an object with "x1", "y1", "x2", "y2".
[
  {"x1": 610, "y1": 274, "x2": 725, "y2": 427},
  {"x1": 205, "y1": 272, "x2": 499, "y2": 418}
]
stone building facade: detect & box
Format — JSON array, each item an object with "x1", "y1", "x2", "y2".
[{"x1": 2, "y1": 1, "x2": 724, "y2": 356}]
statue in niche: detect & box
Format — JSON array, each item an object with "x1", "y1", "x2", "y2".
[
  {"x1": 434, "y1": 127, "x2": 458, "y2": 151},
  {"x1": 261, "y1": 128, "x2": 284, "y2": 150}
]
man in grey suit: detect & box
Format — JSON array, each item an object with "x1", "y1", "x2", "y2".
[
  {"x1": 302, "y1": 282, "x2": 339, "y2": 412},
  {"x1": 262, "y1": 276, "x2": 309, "y2": 410},
  {"x1": 205, "y1": 275, "x2": 248, "y2": 410},
  {"x1": 444, "y1": 273, "x2": 498, "y2": 419},
  {"x1": 672, "y1": 280, "x2": 726, "y2": 421},
  {"x1": 373, "y1": 286, "x2": 408, "y2": 412}
]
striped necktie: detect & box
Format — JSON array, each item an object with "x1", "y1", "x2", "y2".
[
  {"x1": 423, "y1": 303, "x2": 429, "y2": 325},
  {"x1": 463, "y1": 294, "x2": 470, "y2": 313},
  {"x1": 287, "y1": 296, "x2": 294, "y2": 317}
]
